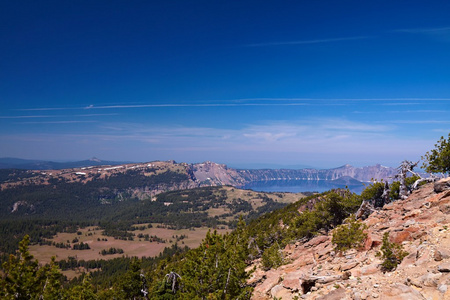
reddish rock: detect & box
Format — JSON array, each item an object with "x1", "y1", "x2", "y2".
[
  {"x1": 434, "y1": 178, "x2": 450, "y2": 193},
  {"x1": 316, "y1": 287, "x2": 347, "y2": 300},
  {"x1": 256, "y1": 269, "x2": 282, "y2": 294},
  {"x1": 429, "y1": 191, "x2": 450, "y2": 207},
  {"x1": 249, "y1": 181, "x2": 450, "y2": 299},
  {"x1": 364, "y1": 233, "x2": 382, "y2": 250},
  {"x1": 284, "y1": 243, "x2": 293, "y2": 253},
  {"x1": 381, "y1": 283, "x2": 426, "y2": 299},
  {"x1": 341, "y1": 261, "x2": 359, "y2": 271},
  {"x1": 403, "y1": 209, "x2": 422, "y2": 219},
  {"x1": 438, "y1": 262, "x2": 450, "y2": 272},
  {"x1": 439, "y1": 204, "x2": 450, "y2": 214},
  {"x1": 415, "y1": 248, "x2": 432, "y2": 266},
  {"x1": 383, "y1": 202, "x2": 396, "y2": 210},
  {"x1": 390, "y1": 227, "x2": 420, "y2": 244},
  {"x1": 248, "y1": 268, "x2": 266, "y2": 286},
  {"x1": 290, "y1": 251, "x2": 315, "y2": 265},
  {"x1": 365, "y1": 217, "x2": 381, "y2": 227},
  {"x1": 271, "y1": 284, "x2": 293, "y2": 300},
  {"x1": 282, "y1": 270, "x2": 304, "y2": 291},
  {"x1": 317, "y1": 243, "x2": 333, "y2": 259},
  {"x1": 435, "y1": 248, "x2": 450, "y2": 261},
  {"x1": 351, "y1": 263, "x2": 379, "y2": 277},
  {"x1": 304, "y1": 235, "x2": 329, "y2": 248},
  {"x1": 360, "y1": 264, "x2": 379, "y2": 275},
  {"x1": 420, "y1": 273, "x2": 441, "y2": 287},
  {"x1": 403, "y1": 199, "x2": 427, "y2": 211},
  {"x1": 398, "y1": 252, "x2": 417, "y2": 269}
]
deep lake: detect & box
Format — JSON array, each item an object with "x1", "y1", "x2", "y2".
[{"x1": 242, "y1": 179, "x2": 366, "y2": 194}]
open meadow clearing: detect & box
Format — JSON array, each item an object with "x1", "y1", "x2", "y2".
[{"x1": 29, "y1": 224, "x2": 229, "y2": 265}]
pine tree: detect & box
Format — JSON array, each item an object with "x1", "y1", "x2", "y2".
[
  {"x1": 181, "y1": 221, "x2": 252, "y2": 299},
  {"x1": 117, "y1": 257, "x2": 147, "y2": 299},
  {"x1": 70, "y1": 273, "x2": 97, "y2": 300},
  {"x1": 42, "y1": 257, "x2": 65, "y2": 300},
  {"x1": 0, "y1": 235, "x2": 48, "y2": 299},
  {"x1": 422, "y1": 133, "x2": 450, "y2": 174}
]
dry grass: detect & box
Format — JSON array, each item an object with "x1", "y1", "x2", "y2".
[
  {"x1": 29, "y1": 224, "x2": 229, "y2": 265},
  {"x1": 28, "y1": 187, "x2": 303, "y2": 266}
]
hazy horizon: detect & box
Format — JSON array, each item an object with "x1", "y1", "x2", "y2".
[
  {"x1": 1, "y1": 1, "x2": 449, "y2": 169},
  {"x1": 0, "y1": 155, "x2": 403, "y2": 170}
]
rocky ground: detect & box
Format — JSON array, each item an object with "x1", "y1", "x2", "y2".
[{"x1": 249, "y1": 178, "x2": 450, "y2": 300}]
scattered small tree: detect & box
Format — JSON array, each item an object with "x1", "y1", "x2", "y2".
[
  {"x1": 376, "y1": 232, "x2": 408, "y2": 272},
  {"x1": 422, "y1": 133, "x2": 450, "y2": 174},
  {"x1": 332, "y1": 217, "x2": 368, "y2": 252},
  {"x1": 261, "y1": 242, "x2": 285, "y2": 270}
]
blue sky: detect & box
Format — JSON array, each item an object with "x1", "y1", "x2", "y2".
[{"x1": 1, "y1": 1, "x2": 450, "y2": 168}]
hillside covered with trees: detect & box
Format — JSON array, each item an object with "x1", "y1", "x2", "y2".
[{"x1": 1, "y1": 133, "x2": 449, "y2": 299}]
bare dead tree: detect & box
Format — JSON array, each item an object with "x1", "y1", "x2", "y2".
[
  {"x1": 395, "y1": 160, "x2": 438, "y2": 199},
  {"x1": 223, "y1": 268, "x2": 232, "y2": 296},
  {"x1": 355, "y1": 200, "x2": 375, "y2": 220},
  {"x1": 165, "y1": 271, "x2": 181, "y2": 294},
  {"x1": 140, "y1": 273, "x2": 149, "y2": 299},
  {"x1": 381, "y1": 181, "x2": 390, "y2": 205},
  {"x1": 394, "y1": 160, "x2": 418, "y2": 199}
]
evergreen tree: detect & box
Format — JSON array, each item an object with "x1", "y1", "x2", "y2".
[
  {"x1": 42, "y1": 257, "x2": 65, "y2": 300},
  {"x1": 181, "y1": 222, "x2": 252, "y2": 299},
  {"x1": 422, "y1": 133, "x2": 450, "y2": 174},
  {"x1": 0, "y1": 235, "x2": 48, "y2": 299},
  {"x1": 70, "y1": 273, "x2": 97, "y2": 300},
  {"x1": 117, "y1": 257, "x2": 148, "y2": 299}
]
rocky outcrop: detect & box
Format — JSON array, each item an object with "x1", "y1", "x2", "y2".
[
  {"x1": 191, "y1": 161, "x2": 246, "y2": 186},
  {"x1": 191, "y1": 163, "x2": 398, "y2": 187},
  {"x1": 250, "y1": 179, "x2": 450, "y2": 299},
  {"x1": 435, "y1": 177, "x2": 450, "y2": 193},
  {"x1": 237, "y1": 164, "x2": 397, "y2": 183}
]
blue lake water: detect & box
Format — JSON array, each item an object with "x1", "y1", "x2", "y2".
[{"x1": 241, "y1": 179, "x2": 366, "y2": 194}]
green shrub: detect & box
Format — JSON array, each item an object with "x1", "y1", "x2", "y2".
[
  {"x1": 389, "y1": 175, "x2": 421, "y2": 200},
  {"x1": 422, "y1": 133, "x2": 450, "y2": 174},
  {"x1": 376, "y1": 232, "x2": 408, "y2": 272},
  {"x1": 332, "y1": 217, "x2": 368, "y2": 252},
  {"x1": 360, "y1": 182, "x2": 385, "y2": 202},
  {"x1": 261, "y1": 242, "x2": 285, "y2": 270},
  {"x1": 291, "y1": 191, "x2": 362, "y2": 239}
]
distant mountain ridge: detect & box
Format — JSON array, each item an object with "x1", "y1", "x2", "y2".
[
  {"x1": 0, "y1": 158, "x2": 398, "y2": 186},
  {"x1": 190, "y1": 161, "x2": 397, "y2": 186},
  {"x1": 0, "y1": 157, "x2": 132, "y2": 170}
]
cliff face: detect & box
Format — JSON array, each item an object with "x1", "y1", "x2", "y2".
[
  {"x1": 237, "y1": 164, "x2": 397, "y2": 183},
  {"x1": 249, "y1": 178, "x2": 450, "y2": 300},
  {"x1": 1, "y1": 161, "x2": 398, "y2": 199},
  {"x1": 191, "y1": 163, "x2": 398, "y2": 186},
  {"x1": 190, "y1": 161, "x2": 246, "y2": 186}
]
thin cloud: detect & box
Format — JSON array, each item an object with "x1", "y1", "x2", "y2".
[
  {"x1": 14, "y1": 98, "x2": 450, "y2": 112},
  {"x1": 18, "y1": 102, "x2": 309, "y2": 111},
  {"x1": 91, "y1": 103, "x2": 309, "y2": 109},
  {"x1": 1, "y1": 117, "x2": 433, "y2": 167},
  {"x1": 432, "y1": 128, "x2": 450, "y2": 133},
  {"x1": 17, "y1": 121, "x2": 98, "y2": 124},
  {"x1": 393, "y1": 26, "x2": 450, "y2": 33},
  {"x1": 17, "y1": 107, "x2": 82, "y2": 111},
  {"x1": 389, "y1": 120, "x2": 450, "y2": 124},
  {"x1": 382, "y1": 103, "x2": 423, "y2": 106},
  {"x1": 235, "y1": 97, "x2": 450, "y2": 101},
  {"x1": 388, "y1": 110, "x2": 449, "y2": 113},
  {"x1": 243, "y1": 36, "x2": 372, "y2": 47},
  {"x1": 0, "y1": 115, "x2": 60, "y2": 119},
  {"x1": 75, "y1": 113, "x2": 120, "y2": 117},
  {"x1": 393, "y1": 26, "x2": 450, "y2": 42}
]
